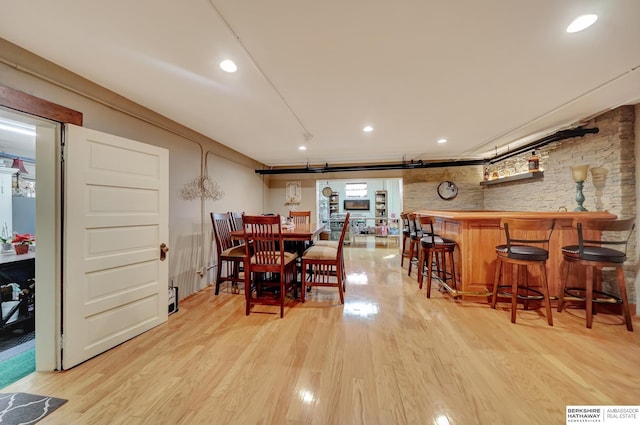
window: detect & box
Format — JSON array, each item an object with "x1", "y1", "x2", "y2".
[{"x1": 345, "y1": 182, "x2": 367, "y2": 198}]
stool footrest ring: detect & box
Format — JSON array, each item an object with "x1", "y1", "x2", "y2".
[
  {"x1": 564, "y1": 287, "x2": 622, "y2": 304},
  {"x1": 496, "y1": 285, "x2": 545, "y2": 301}
]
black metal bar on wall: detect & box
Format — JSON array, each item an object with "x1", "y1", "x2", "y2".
[{"x1": 254, "y1": 126, "x2": 599, "y2": 175}]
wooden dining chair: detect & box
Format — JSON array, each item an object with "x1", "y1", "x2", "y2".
[
  {"x1": 210, "y1": 212, "x2": 246, "y2": 295},
  {"x1": 301, "y1": 213, "x2": 350, "y2": 304},
  {"x1": 242, "y1": 214, "x2": 298, "y2": 317},
  {"x1": 287, "y1": 210, "x2": 313, "y2": 257},
  {"x1": 289, "y1": 210, "x2": 311, "y2": 225}
]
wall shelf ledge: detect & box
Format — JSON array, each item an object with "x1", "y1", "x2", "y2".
[{"x1": 480, "y1": 171, "x2": 544, "y2": 186}]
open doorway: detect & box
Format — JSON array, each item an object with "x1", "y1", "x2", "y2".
[
  {"x1": 0, "y1": 106, "x2": 59, "y2": 384},
  {"x1": 316, "y1": 178, "x2": 403, "y2": 247},
  {"x1": 0, "y1": 109, "x2": 37, "y2": 385}
]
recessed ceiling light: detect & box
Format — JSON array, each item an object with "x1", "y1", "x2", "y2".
[
  {"x1": 219, "y1": 59, "x2": 237, "y2": 73},
  {"x1": 437, "y1": 138, "x2": 447, "y2": 144},
  {"x1": 298, "y1": 145, "x2": 307, "y2": 151},
  {"x1": 363, "y1": 126, "x2": 373, "y2": 133},
  {"x1": 567, "y1": 14, "x2": 598, "y2": 33}
]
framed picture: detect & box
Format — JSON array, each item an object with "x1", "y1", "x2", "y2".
[{"x1": 285, "y1": 180, "x2": 301, "y2": 203}]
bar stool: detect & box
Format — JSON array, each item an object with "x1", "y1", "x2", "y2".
[
  {"x1": 491, "y1": 218, "x2": 555, "y2": 325},
  {"x1": 558, "y1": 218, "x2": 634, "y2": 331},
  {"x1": 400, "y1": 212, "x2": 411, "y2": 268},
  {"x1": 406, "y1": 213, "x2": 423, "y2": 277},
  {"x1": 417, "y1": 215, "x2": 457, "y2": 298}
]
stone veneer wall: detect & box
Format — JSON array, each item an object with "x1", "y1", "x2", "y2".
[
  {"x1": 483, "y1": 106, "x2": 636, "y2": 217},
  {"x1": 402, "y1": 165, "x2": 484, "y2": 212}
]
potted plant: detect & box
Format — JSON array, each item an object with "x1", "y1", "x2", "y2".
[
  {"x1": 0, "y1": 223, "x2": 11, "y2": 252},
  {"x1": 12, "y1": 233, "x2": 34, "y2": 255}
]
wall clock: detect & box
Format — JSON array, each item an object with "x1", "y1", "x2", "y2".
[
  {"x1": 437, "y1": 180, "x2": 458, "y2": 200},
  {"x1": 322, "y1": 186, "x2": 333, "y2": 197}
]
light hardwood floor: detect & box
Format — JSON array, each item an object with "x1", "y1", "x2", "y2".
[{"x1": 4, "y1": 247, "x2": 640, "y2": 424}]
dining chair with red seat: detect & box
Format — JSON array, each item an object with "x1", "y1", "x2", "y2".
[
  {"x1": 242, "y1": 214, "x2": 298, "y2": 318},
  {"x1": 210, "y1": 212, "x2": 246, "y2": 295},
  {"x1": 301, "y1": 212, "x2": 350, "y2": 304}
]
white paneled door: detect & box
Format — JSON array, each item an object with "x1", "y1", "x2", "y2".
[{"x1": 62, "y1": 124, "x2": 169, "y2": 369}]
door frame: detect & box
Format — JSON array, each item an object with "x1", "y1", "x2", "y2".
[{"x1": 0, "y1": 85, "x2": 82, "y2": 371}]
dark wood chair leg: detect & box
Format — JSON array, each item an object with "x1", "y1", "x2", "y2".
[
  {"x1": 491, "y1": 260, "x2": 502, "y2": 309},
  {"x1": 539, "y1": 263, "x2": 553, "y2": 326},
  {"x1": 616, "y1": 265, "x2": 633, "y2": 331},
  {"x1": 585, "y1": 265, "x2": 594, "y2": 329}
]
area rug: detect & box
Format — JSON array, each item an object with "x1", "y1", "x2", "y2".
[
  {"x1": 0, "y1": 393, "x2": 67, "y2": 424},
  {"x1": 0, "y1": 348, "x2": 35, "y2": 389}
]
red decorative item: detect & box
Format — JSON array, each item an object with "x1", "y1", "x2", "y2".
[
  {"x1": 14, "y1": 243, "x2": 29, "y2": 255},
  {"x1": 11, "y1": 233, "x2": 34, "y2": 254}
]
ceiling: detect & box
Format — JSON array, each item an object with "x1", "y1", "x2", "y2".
[{"x1": 1, "y1": 0, "x2": 639, "y2": 167}]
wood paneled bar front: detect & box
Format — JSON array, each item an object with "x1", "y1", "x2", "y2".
[{"x1": 414, "y1": 210, "x2": 617, "y2": 301}]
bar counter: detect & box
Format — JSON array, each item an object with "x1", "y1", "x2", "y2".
[{"x1": 414, "y1": 210, "x2": 616, "y2": 300}]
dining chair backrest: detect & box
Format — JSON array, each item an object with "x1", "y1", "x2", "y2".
[
  {"x1": 289, "y1": 210, "x2": 311, "y2": 225},
  {"x1": 242, "y1": 214, "x2": 286, "y2": 273},
  {"x1": 336, "y1": 212, "x2": 351, "y2": 253},
  {"x1": 229, "y1": 211, "x2": 244, "y2": 232},
  {"x1": 229, "y1": 211, "x2": 244, "y2": 246},
  {"x1": 211, "y1": 212, "x2": 235, "y2": 254}
]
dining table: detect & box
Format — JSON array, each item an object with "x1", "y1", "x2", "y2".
[{"x1": 230, "y1": 222, "x2": 326, "y2": 243}]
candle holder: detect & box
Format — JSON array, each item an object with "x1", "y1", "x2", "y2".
[{"x1": 571, "y1": 165, "x2": 589, "y2": 211}]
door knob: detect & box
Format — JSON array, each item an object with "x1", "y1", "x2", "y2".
[{"x1": 160, "y1": 243, "x2": 169, "y2": 261}]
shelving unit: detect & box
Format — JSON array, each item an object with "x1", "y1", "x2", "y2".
[
  {"x1": 374, "y1": 190, "x2": 387, "y2": 225},
  {"x1": 329, "y1": 191, "x2": 339, "y2": 216}
]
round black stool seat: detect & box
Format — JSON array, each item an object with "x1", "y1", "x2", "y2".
[
  {"x1": 496, "y1": 244, "x2": 549, "y2": 262},
  {"x1": 561, "y1": 245, "x2": 626, "y2": 263},
  {"x1": 420, "y1": 235, "x2": 455, "y2": 248}
]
